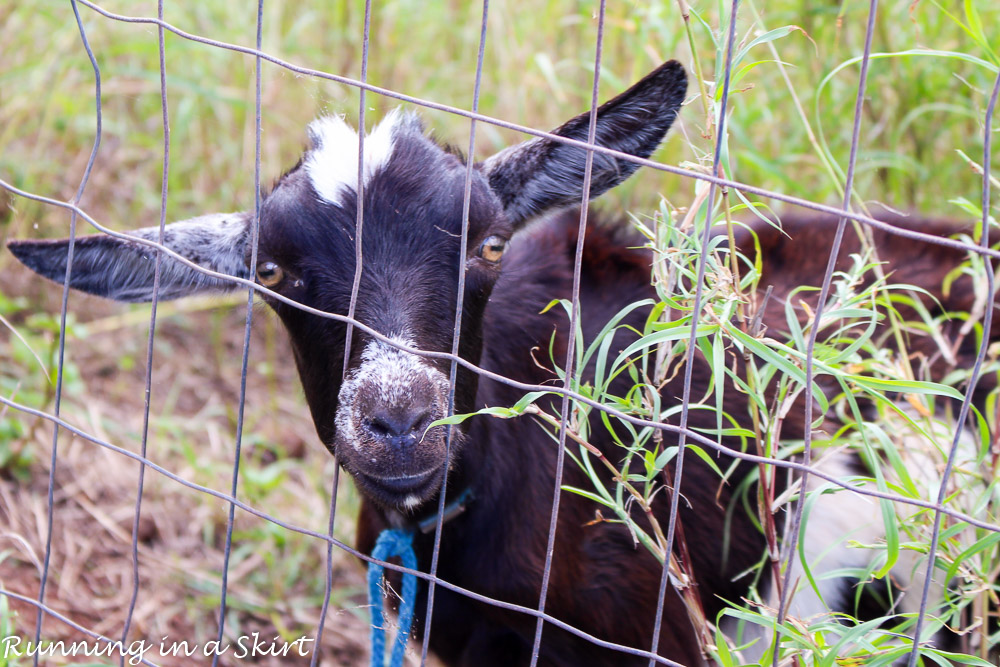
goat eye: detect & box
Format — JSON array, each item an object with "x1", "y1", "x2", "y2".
[
  {"x1": 479, "y1": 236, "x2": 507, "y2": 263},
  {"x1": 256, "y1": 261, "x2": 284, "y2": 287}
]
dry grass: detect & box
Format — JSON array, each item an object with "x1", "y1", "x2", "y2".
[{"x1": 0, "y1": 271, "x2": 394, "y2": 665}]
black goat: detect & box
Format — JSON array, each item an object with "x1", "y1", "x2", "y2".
[{"x1": 8, "y1": 60, "x2": 988, "y2": 665}]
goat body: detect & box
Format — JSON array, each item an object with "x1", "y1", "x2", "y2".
[{"x1": 357, "y1": 209, "x2": 984, "y2": 666}]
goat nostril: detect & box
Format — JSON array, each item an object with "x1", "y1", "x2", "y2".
[
  {"x1": 412, "y1": 410, "x2": 432, "y2": 433},
  {"x1": 365, "y1": 408, "x2": 434, "y2": 441},
  {"x1": 368, "y1": 417, "x2": 393, "y2": 437}
]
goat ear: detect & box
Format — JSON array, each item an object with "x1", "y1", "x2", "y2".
[
  {"x1": 6, "y1": 212, "x2": 253, "y2": 302},
  {"x1": 481, "y1": 60, "x2": 687, "y2": 228}
]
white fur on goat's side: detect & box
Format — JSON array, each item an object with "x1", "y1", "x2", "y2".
[
  {"x1": 725, "y1": 403, "x2": 979, "y2": 662},
  {"x1": 723, "y1": 449, "x2": 884, "y2": 660}
]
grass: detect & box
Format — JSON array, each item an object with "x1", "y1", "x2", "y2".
[{"x1": 0, "y1": 0, "x2": 998, "y2": 665}]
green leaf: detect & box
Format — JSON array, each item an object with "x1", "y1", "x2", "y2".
[
  {"x1": 733, "y1": 26, "x2": 803, "y2": 68},
  {"x1": 561, "y1": 485, "x2": 616, "y2": 508},
  {"x1": 653, "y1": 446, "x2": 677, "y2": 474},
  {"x1": 582, "y1": 298, "x2": 654, "y2": 372},
  {"x1": 427, "y1": 404, "x2": 521, "y2": 429},
  {"x1": 726, "y1": 325, "x2": 830, "y2": 411},
  {"x1": 945, "y1": 532, "x2": 1000, "y2": 584},
  {"x1": 685, "y1": 444, "x2": 724, "y2": 478},
  {"x1": 851, "y1": 376, "x2": 964, "y2": 400},
  {"x1": 611, "y1": 323, "x2": 720, "y2": 375},
  {"x1": 511, "y1": 391, "x2": 552, "y2": 413}
]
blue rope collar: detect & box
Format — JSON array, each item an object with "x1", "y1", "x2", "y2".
[
  {"x1": 368, "y1": 528, "x2": 417, "y2": 667},
  {"x1": 367, "y1": 487, "x2": 474, "y2": 667}
]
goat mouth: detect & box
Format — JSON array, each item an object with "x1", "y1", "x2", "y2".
[{"x1": 352, "y1": 466, "x2": 446, "y2": 510}]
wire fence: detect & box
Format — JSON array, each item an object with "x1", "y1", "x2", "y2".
[{"x1": 1, "y1": 1, "x2": 999, "y2": 666}]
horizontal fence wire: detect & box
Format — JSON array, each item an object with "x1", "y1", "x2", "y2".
[
  {"x1": 0, "y1": 179, "x2": 997, "y2": 520},
  {"x1": 0, "y1": 1, "x2": 997, "y2": 667}
]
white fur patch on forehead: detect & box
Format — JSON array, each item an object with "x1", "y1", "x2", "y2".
[{"x1": 305, "y1": 108, "x2": 405, "y2": 207}]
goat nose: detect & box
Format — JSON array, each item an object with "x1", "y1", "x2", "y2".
[{"x1": 364, "y1": 405, "x2": 433, "y2": 447}]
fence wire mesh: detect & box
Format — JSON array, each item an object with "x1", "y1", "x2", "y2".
[{"x1": 1, "y1": 1, "x2": 999, "y2": 666}]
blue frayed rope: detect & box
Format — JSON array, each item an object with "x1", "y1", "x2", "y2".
[{"x1": 368, "y1": 528, "x2": 417, "y2": 667}]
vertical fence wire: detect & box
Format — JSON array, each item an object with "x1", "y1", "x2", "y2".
[
  {"x1": 647, "y1": 1, "x2": 739, "y2": 662},
  {"x1": 313, "y1": 4, "x2": 373, "y2": 662},
  {"x1": 529, "y1": 2, "x2": 606, "y2": 663},
  {"x1": 419, "y1": 1, "x2": 491, "y2": 663},
  {"x1": 310, "y1": 471, "x2": 342, "y2": 666},
  {"x1": 771, "y1": 1, "x2": 879, "y2": 662},
  {"x1": 904, "y1": 68, "x2": 1000, "y2": 667},
  {"x1": 210, "y1": 2, "x2": 265, "y2": 662},
  {"x1": 119, "y1": 0, "x2": 171, "y2": 660},
  {"x1": 31, "y1": 2, "x2": 103, "y2": 662},
  {"x1": 342, "y1": 0, "x2": 372, "y2": 382}
]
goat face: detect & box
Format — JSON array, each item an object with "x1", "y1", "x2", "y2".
[
  {"x1": 253, "y1": 111, "x2": 511, "y2": 507},
  {"x1": 7, "y1": 61, "x2": 687, "y2": 511}
]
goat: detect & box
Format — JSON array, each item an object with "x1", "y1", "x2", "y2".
[{"x1": 7, "y1": 60, "x2": 991, "y2": 665}]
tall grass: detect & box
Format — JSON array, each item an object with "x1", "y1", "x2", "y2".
[{"x1": 0, "y1": 0, "x2": 996, "y2": 238}]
